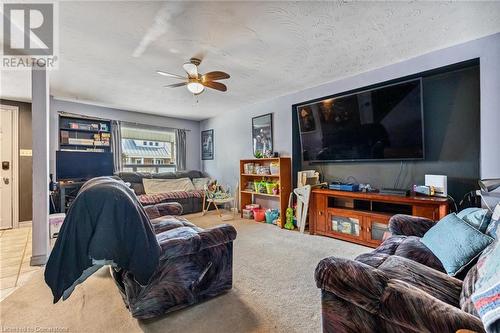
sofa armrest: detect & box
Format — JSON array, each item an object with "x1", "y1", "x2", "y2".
[
  {"x1": 144, "y1": 202, "x2": 183, "y2": 220},
  {"x1": 157, "y1": 224, "x2": 236, "y2": 260},
  {"x1": 388, "y1": 214, "x2": 436, "y2": 237},
  {"x1": 315, "y1": 257, "x2": 388, "y2": 314},
  {"x1": 381, "y1": 279, "x2": 485, "y2": 333}
]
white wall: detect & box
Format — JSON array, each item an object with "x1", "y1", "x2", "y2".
[
  {"x1": 201, "y1": 33, "x2": 500, "y2": 188},
  {"x1": 50, "y1": 98, "x2": 201, "y2": 176}
]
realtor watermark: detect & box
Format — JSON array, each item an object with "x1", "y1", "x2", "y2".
[{"x1": 1, "y1": 1, "x2": 59, "y2": 69}]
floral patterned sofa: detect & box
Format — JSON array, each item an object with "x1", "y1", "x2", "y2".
[{"x1": 315, "y1": 214, "x2": 498, "y2": 333}]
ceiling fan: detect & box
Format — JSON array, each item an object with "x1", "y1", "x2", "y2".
[{"x1": 157, "y1": 58, "x2": 230, "y2": 95}]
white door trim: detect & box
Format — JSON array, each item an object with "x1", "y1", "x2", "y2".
[{"x1": 0, "y1": 104, "x2": 20, "y2": 228}]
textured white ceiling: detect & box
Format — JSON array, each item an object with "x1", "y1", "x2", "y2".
[{"x1": 2, "y1": 1, "x2": 500, "y2": 120}]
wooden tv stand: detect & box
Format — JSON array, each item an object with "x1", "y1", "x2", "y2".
[{"x1": 309, "y1": 189, "x2": 449, "y2": 248}]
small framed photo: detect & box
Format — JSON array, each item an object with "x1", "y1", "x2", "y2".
[
  {"x1": 201, "y1": 129, "x2": 214, "y2": 160},
  {"x1": 252, "y1": 113, "x2": 273, "y2": 157}
]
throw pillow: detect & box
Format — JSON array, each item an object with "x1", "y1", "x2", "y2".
[
  {"x1": 192, "y1": 177, "x2": 210, "y2": 191},
  {"x1": 421, "y1": 213, "x2": 494, "y2": 276},
  {"x1": 471, "y1": 225, "x2": 500, "y2": 332},
  {"x1": 143, "y1": 178, "x2": 195, "y2": 195}
]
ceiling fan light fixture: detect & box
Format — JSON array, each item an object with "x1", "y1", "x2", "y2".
[{"x1": 187, "y1": 81, "x2": 204, "y2": 95}]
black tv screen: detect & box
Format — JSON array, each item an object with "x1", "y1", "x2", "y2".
[
  {"x1": 56, "y1": 151, "x2": 114, "y2": 181},
  {"x1": 296, "y1": 78, "x2": 424, "y2": 162}
]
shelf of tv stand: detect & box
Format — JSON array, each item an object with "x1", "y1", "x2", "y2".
[{"x1": 309, "y1": 189, "x2": 449, "y2": 248}]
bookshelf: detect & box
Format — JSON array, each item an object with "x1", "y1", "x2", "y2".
[
  {"x1": 59, "y1": 115, "x2": 112, "y2": 153},
  {"x1": 239, "y1": 157, "x2": 292, "y2": 227}
]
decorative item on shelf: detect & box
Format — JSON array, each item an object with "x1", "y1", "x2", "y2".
[
  {"x1": 272, "y1": 185, "x2": 279, "y2": 195},
  {"x1": 99, "y1": 123, "x2": 109, "y2": 132},
  {"x1": 252, "y1": 113, "x2": 273, "y2": 158},
  {"x1": 269, "y1": 161, "x2": 280, "y2": 175},
  {"x1": 243, "y1": 163, "x2": 255, "y2": 174},
  {"x1": 245, "y1": 181, "x2": 254, "y2": 191},
  {"x1": 255, "y1": 165, "x2": 271, "y2": 175},
  {"x1": 60, "y1": 131, "x2": 69, "y2": 144}
]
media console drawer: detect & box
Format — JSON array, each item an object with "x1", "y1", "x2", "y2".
[{"x1": 309, "y1": 189, "x2": 449, "y2": 248}]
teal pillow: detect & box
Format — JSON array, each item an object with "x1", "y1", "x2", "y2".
[
  {"x1": 457, "y1": 208, "x2": 492, "y2": 233},
  {"x1": 421, "y1": 213, "x2": 494, "y2": 276}
]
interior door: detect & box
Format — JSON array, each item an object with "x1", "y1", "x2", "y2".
[{"x1": 0, "y1": 107, "x2": 14, "y2": 229}]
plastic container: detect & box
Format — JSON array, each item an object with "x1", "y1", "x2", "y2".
[
  {"x1": 265, "y1": 182, "x2": 275, "y2": 194},
  {"x1": 270, "y1": 162, "x2": 280, "y2": 175},
  {"x1": 265, "y1": 209, "x2": 280, "y2": 224},
  {"x1": 253, "y1": 208, "x2": 266, "y2": 222}
]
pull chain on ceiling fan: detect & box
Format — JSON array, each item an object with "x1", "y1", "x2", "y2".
[{"x1": 157, "y1": 58, "x2": 230, "y2": 95}]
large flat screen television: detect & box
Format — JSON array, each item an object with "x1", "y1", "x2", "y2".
[
  {"x1": 296, "y1": 78, "x2": 424, "y2": 162},
  {"x1": 56, "y1": 151, "x2": 114, "y2": 181}
]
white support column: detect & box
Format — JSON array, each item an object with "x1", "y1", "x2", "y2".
[{"x1": 31, "y1": 64, "x2": 50, "y2": 266}]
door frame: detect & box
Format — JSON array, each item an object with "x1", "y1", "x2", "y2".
[{"x1": 0, "y1": 104, "x2": 19, "y2": 228}]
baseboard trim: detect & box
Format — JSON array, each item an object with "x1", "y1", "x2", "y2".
[
  {"x1": 19, "y1": 221, "x2": 32, "y2": 228},
  {"x1": 30, "y1": 254, "x2": 48, "y2": 266}
]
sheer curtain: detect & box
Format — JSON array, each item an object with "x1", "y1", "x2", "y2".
[
  {"x1": 111, "y1": 120, "x2": 123, "y2": 173},
  {"x1": 175, "y1": 129, "x2": 187, "y2": 171}
]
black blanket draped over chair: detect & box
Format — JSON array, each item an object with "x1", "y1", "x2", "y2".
[{"x1": 44, "y1": 177, "x2": 237, "y2": 319}]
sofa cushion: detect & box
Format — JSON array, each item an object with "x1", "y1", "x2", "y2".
[
  {"x1": 151, "y1": 172, "x2": 178, "y2": 180},
  {"x1": 143, "y1": 178, "x2": 195, "y2": 194},
  {"x1": 356, "y1": 235, "x2": 445, "y2": 273},
  {"x1": 421, "y1": 213, "x2": 494, "y2": 276}
]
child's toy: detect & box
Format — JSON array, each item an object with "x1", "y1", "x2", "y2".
[
  {"x1": 284, "y1": 192, "x2": 295, "y2": 230},
  {"x1": 265, "y1": 209, "x2": 280, "y2": 224}
]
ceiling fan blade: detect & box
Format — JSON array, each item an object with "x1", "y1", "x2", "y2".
[
  {"x1": 164, "y1": 82, "x2": 188, "y2": 88},
  {"x1": 182, "y1": 62, "x2": 198, "y2": 78},
  {"x1": 156, "y1": 70, "x2": 186, "y2": 79},
  {"x1": 203, "y1": 81, "x2": 227, "y2": 92},
  {"x1": 202, "y1": 71, "x2": 230, "y2": 81}
]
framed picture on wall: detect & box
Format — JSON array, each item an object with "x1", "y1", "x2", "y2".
[
  {"x1": 201, "y1": 129, "x2": 214, "y2": 160},
  {"x1": 252, "y1": 113, "x2": 273, "y2": 157}
]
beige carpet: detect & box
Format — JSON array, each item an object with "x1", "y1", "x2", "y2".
[{"x1": 0, "y1": 213, "x2": 368, "y2": 333}]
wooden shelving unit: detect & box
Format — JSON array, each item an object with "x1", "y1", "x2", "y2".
[
  {"x1": 59, "y1": 115, "x2": 112, "y2": 153},
  {"x1": 239, "y1": 157, "x2": 292, "y2": 227}
]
